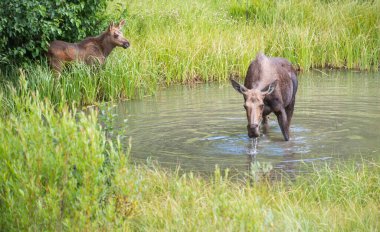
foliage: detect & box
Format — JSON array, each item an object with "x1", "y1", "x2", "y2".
[
  {"x1": 0, "y1": 78, "x2": 132, "y2": 231},
  {"x1": 0, "y1": 0, "x2": 108, "y2": 66}
]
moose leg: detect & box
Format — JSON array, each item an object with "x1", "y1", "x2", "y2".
[
  {"x1": 262, "y1": 106, "x2": 272, "y2": 134},
  {"x1": 275, "y1": 109, "x2": 289, "y2": 141},
  {"x1": 85, "y1": 55, "x2": 105, "y2": 66},
  {"x1": 49, "y1": 58, "x2": 63, "y2": 77},
  {"x1": 262, "y1": 115, "x2": 269, "y2": 134},
  {"x1": 285, "y1": 98, "x2": 296, "y2": 126}
]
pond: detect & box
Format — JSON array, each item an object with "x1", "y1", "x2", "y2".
[{"x1": 104, "y1": 70, "x2": 380, "y2": 174}]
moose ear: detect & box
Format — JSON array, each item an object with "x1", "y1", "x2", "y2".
[
  {"x1": 108, "y1": 21, "x2": 115, "y2": 31},
  {"x1": 230, "y1": 78, "x2": 247, "y2": 95},
  {"x1": 118, "y1": 19, "x2": 126, "y2": 28},
  {"x1": 261, "y1": 80, "x2": 277, "y2": 95}
]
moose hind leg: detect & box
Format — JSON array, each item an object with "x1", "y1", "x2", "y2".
[
  {"x1": 262, "y1": 115, "x2": 270, "y2": 134},
  {"x1": 285, "y1": 99, "x2": 295, "y2": 126},
  {"x1": 275, "y1": 109, "x2": 290, "y2": 141}
]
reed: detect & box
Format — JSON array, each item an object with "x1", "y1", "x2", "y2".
[{"x1": 119, "y1": 0, "x2": 379, "y2": 77}]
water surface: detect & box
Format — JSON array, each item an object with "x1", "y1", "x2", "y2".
[{"x1": 106, "y1": 71, "x2": 380, "y2": 174}]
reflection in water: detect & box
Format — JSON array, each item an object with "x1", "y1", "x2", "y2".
[{"x1": 103, "y1": 71, "x2": 380, "y2": 174}]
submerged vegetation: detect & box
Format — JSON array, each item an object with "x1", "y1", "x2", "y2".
[{"x1": 1, "y1": 0, "x2": 379, "y2": 230}]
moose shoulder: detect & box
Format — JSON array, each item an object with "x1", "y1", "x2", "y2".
[
  {"x1": 231, "y1": 53, "x2": 298, "y2": 141},
  {"x1": 47, "y1": 20, "x2": 130, "y2": 74}
]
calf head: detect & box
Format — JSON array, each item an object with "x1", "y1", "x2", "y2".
[
  {"x1": 106, "y1": 20, "x2": 130, "y2": 49},
  {"x1": 231, "y1": 79, "x2": 276, "y2": 138}
]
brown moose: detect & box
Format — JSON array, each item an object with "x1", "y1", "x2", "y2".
[
  {"x1": 47, "y1": 20, "x2": 130, "y2": 74},
  {"x1": 231, "y1": 53, "x2": 298, "y2": 141}
]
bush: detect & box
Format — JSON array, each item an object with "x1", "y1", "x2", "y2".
[{"x1": 0, "y1": 0, "x2": 108, "y2": 66}]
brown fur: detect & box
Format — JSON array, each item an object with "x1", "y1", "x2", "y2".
[
  {"x1": 47, "y1": 20, "x2": 130, "y2": 74},
  {"x1": 231, "y1": 53, "x2": 298, "y2": 141}
]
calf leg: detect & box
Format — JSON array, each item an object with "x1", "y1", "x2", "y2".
[
  {"x1": 85, "y1": 55, "x2": 105, "y2": 66},
  {"x1": 275, "y1": 108, "x2": 289, "y2": 141},
  {"x1": 49, "y1": 58, "x2": 63, "y2": 77}
]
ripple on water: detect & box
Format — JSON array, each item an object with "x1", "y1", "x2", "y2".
[{"x1": 107, "y1": 71, "x2": 380, "y2": 174}]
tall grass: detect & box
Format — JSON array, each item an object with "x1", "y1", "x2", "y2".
[
  {"x1": 1, "y1": 0, "x2": 378, "y2": 110},
  {"x1": 122, "y1": 162, "x2": 380, "y2": 231},
  {"x1": 0, "y1": 79, "x2": 133, "y2": 231},
  {"x1": 120, "y1": 0, "x2": 379, "y2": 76},
  {"x1": 0, "y1": 58, "x2": 157, "y2": 115}
]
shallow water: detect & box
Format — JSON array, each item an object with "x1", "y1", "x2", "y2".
[{"x1": 105, "y1": 71, "x2": 380, "y2": 174}]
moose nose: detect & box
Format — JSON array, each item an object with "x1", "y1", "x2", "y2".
[
  {"x1": 123, "y1": 41, "x2": 130, "y2": 48},
  {"x1": 249, "y1": 124, "x2": 259, "y2": 129}
]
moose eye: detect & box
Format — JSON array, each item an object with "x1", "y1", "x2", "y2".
[{"x1": 114, "y1": 34, "x2": 119, "y2": 38}]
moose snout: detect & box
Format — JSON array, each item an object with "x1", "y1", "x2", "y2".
[
  {"x1": 122, "y1": 41, "x2": 130, "y2": 49},
  {"x1": 247, "y1": 124, "x2": 260, "y2": 138}
]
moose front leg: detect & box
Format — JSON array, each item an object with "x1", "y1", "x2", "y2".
[
  {"x1": 275, "y1": 109, "x2": 290, "y2": 141},
  {"x1": 49, "y1": 58, "x2": 63, "y2": 77},
  {"x1": 85, "y1": 54, "x2": 106, "y2": 66}
]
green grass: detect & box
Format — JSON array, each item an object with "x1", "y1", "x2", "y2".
[
  {"x1": 0, "y1": 86, "x2": 379, "y2": 231},
  {"x1": 1, "y1": 0, "x2": 379, "y2": 110},
  {"x1": 120, "y1": 0, "x2": 379, "y2": 75},
  {"x1": 122, "y1": 161, "x2": 380, "y2": 231}
]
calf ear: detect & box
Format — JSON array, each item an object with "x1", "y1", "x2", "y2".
[
  {"x1": 118, "y1": 19, "x2": 126, "y2": 28},
  {"x1": 108, "y1": 21, "x2": 115, "y2": 31},
  {"x1": 230, "y1": 78, "x2": 247, "y2": 94},
  {"x1": 261, "y1": 80, "x2": 277, "y2": 95}
]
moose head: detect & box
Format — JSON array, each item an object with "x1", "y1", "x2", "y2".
[
  {"x1": 106, "y1": 19, "x2": 130, "y2": 49},
  {"x1": 231, "y1": 79, "x2": 277, "y2": 138}
]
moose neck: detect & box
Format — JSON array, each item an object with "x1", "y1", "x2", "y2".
[{"x1": 98, "y1": 33, "x2": 116, "y2": 57}]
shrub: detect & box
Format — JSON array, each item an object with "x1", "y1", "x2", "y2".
[
  {"x1": 0, "y1": 0, "x2": 108, "y2": 66},
  {"x1": 0, "y1": 79, "x2": 132, "y2": 231}
]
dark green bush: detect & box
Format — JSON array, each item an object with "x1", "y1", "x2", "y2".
[{"x1": 0, "y1": 0, "x2": 108, "y2": 66}]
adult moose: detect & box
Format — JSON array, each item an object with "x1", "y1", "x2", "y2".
[
  {"x1": 47, "y1": 20, "x2": 130, "y2": 74},
  {"x1": 231, "y1": 53, "x2": 298, "y2": 141}
]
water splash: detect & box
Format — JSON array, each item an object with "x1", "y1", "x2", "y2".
[{"x1": 247, "y1": 138, "x2": 259, "y2": 156}]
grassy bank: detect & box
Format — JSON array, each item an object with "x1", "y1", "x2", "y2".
[
  {"x1": 1, "y1": 0, "x2": 379, "y2": 111},
  {"x1": 1, "y1": 85, "x2": 379, "y2": 231},
  {"x1": 121, "y1": 0, "x2": 379, "y2": 77}
]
